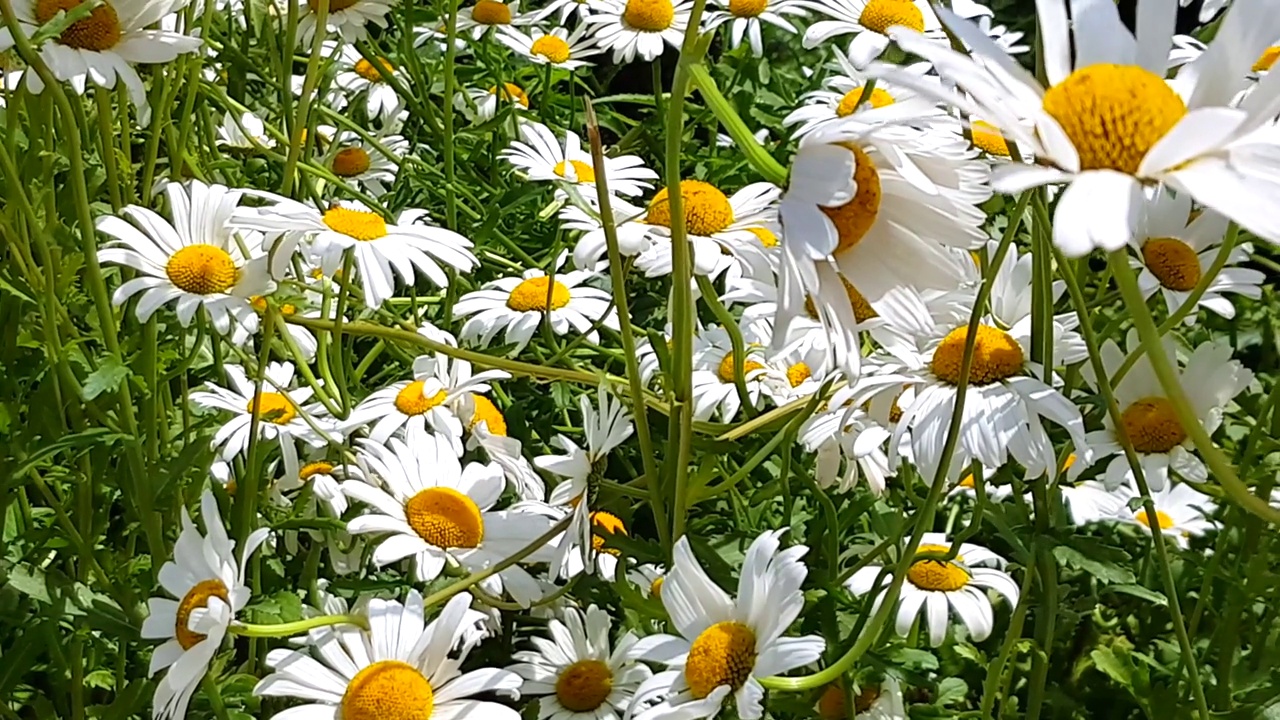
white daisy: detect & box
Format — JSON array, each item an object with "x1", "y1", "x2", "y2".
[
  {"x1": 463, "y1": 81, "x2": 532, "y2": 121},
  {"x1": 498, "y1": 24, "x2": 603, "y2": 69},
  {"x1": 704, "y1": 0, "x2": 805, "y2": 57},
  {"x1": 791, "y1": 0, "x2": 991, "y2": 66},
  {"x1": 799, "y1": 388, "x2": 893, "y2": 495},
  {"x1": 581, "y1": 0, "x2": 691, "y2": 63},
  {"x1": 1060, "y1": 480, "x2": 1128, "y2": 527},
  {"x1": 716, "y1": 128, "x2": 770, "y2": 148},
  {"x1": 295, "y1": 0, "x2": 393, "y2": 43},
  {"x1": 562, "y1": 195, "x2": 722, "y2": 278},
  {"x1": 628, "y1": 530, "x2": 825, "y2": 720},
  {"x1": 1111, "y1": 480, "x2": 1218, "y2": 549},
  {"x1": 471, "y1": 420, "x2": 548, "y2": 501},
  {"x1": 501, "y1": 120, "x2": 658, "y2": 198},
  {"x1": 273, "y1": 456, "x2": 349, "y2": 517},
  {"x1": 690, "y1": 323, "x2": 778, "y2": 421},
  {"x1": 635, "y1": 179, "x2": 780, "y2": 281},
  {"x1": 254, "y1": 590, "x2": 523, "y2": 719},
  {"x1": 628, "y1": 563, "x2": 667, "y2": 599},
  {"x1": 457, "y1": 0, "x2": 530, "y2": 38},
  {"x1": 782, "y1": 57, "x2": 945, "y2": 141},
  {"x1": 983, "y1": 237, "x2": 1087, "y2": 365},
  {"x1": 324, "y1": 132, "x2": 407, "y2": 195},
  {"x1": 332, "y1": 44, "x2": 402, "y2": 120},
  {"x1": 97, "y1": 180, "x2": 272, "y2": 335},
  {"x1": 216, "y1": 110, "x2": 276, "y2": 151},
  {"x1": 816, "y1": 676, "x2": 907, "y2": 720},
  {"x1": 847, "y1": 532, "x2": 1019, "y2": 646},
  {"x1": 142, "y1": 491, "x2": 270, "y2": 720},
  {"x1": 870, "y1": 0, "x2": 1280, "y2": 255},
  {"x1": 511, "y1": 604, "x2": 652, "y2": 720},
  {"x1": 454, "y1": 261, "x2": 617, "y2": 352}
]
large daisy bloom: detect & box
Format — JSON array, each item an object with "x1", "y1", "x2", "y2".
[
  {"x1": 847, "y1": 532, "x2": 1019, "y2": 647},
  {"x1": 342, "y1": 429, "x2": 556, "y2": 605},
  {"x1": 636, "y1": 179, "x2": 780, "y2": 281},
  {"x1": 704, "y1": 0, "x2": 805, "y2": 57},
  {"x1": 628, "y1": 530, "x2": 823, "y2": 720},
  {"x1": 454, "y1": 262, "x2": 617, "y2": 352},
  {"x1": 0, "y1": 0, "x2": 200, "y2": 114},
  {"x1": 498, "y1": 25, "x2": 603, "y2": 69},
  {"x1": 510, "y1": 604, "x2": 652, "y2": 720},
  {"x1": 294, "y1": 0, "x2": 394, "y2": 43},
  {"x1": 143, "y1": 491, "x2": 270, "y2": 720},
  {"x1": 871, "y1": 0, "x2": 1280, "y2": 255},
  {"x1": 254, "y1": 590, "x2": 523, "y2": 719},
  {"x1": 791, "y1": 0, "x2": 991, "y2": 66},
  {"x1": 1111, "y1": 481, "x2": 1218, "y2": 549},
  {"x1": 582, "y1": 0, "x2": 691, "y2": 63},
  {"x1": 1082, "y1": 333, "x2": 1253, "y2": 492},
  {"x1": 501, "y1": 120, "x2": 658, "y2": 198},
  {"x1": 97, "y1": 180, "x2": 272, "y2": 335},
  {"x1": 783, "y1": 55, "x2": 945, "y2": 141}
]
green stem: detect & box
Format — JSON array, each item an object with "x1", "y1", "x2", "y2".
[
  {"x1": 421, "y1": 515, "x2": 571, "y2": 608},
  {"x1": 231, "y1": 613, "x2": 370, "y2": 637},
  {"x1": 688, "y1": 65, "x2": 786, "y2": 186}
]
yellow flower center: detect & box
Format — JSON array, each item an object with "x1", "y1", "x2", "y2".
[
  {"x1": 471, "y1": 0, "x2": 512, "y2": 23},
  {"x1": 1253, "y1": 46, "x2": 1280, "y2": 73},
  {"x1": 299, "y1": 461, "x2": 334, "y2": 481},
  {"x1": 404, "y1": 487, "x2": 484, "y2": 549},
  {"x1": 166, "y1": 245, "x2": 238, "y2": 295},
  {"x1": 175, "y1": 579, "x2": 230, "y2": 650},
  {"x1": 354, "y1": 56, "x2": 393, "y2": 82},
  {"x1": 331, "y1": 146, "x2": 372, "y2": 177},
  {"x1": 958, "y1": 473, "x2": 975, "y2": 488},
  {"x1": 717, "y1": 353, "x2": 764, "y2": 383},
  {"x1": 1135, "y1": 509, "x2": 1176, "y2": 530},
  {"x1": 249, "y1": 296, "x2": 297, "y2": 315},
  {"x1": 684, "y1": 621, "x2": 758, "y2": 699},
  {"x1": 1120, "y1": 396, "x2": 1187, "y2": 454},
  {"x1": 531, "y1": 34, "x2": 572, "y2": 63},
  {"x1": 842, "y1": 276, "x2": 877, "y2": 323},
  {"x1": 34, "y1": 0, "x2": 122, "y2": 51},
  {"x1": 835, "y1": 86, "x2": 895, "y2": 117},
  {"x1": 645, "y1": 180, "x2": 735, "y2": 237},
  {"x1": 1061, "y1": 452, "x2": 1077, "y2": 472},
  {"x1": 1040, "y1": 63, "x2": 1187, "y2": 175},
  {"x1": 394, "y1": 380, "x2": 449, "y2": 416},
  {"x1": 930, "y1": 324, "x2": 1025, "y2": 386},
  {"x1": 490, "y1": 82, "x2": 530, "y2": 107},
  {"x1": 623, "y1": 0, "x2": 675, "y2": 31},
  {"x1": 506, "y1": 276, "x2": 572, "y2": 312},
  {"x1": 650, "y1": 576, "x2": 665, "y2": 598},
  {"x1": 858, "y1": 0, "x2": 924, "y2": 34},
  {"x1": 970, "y1": 120, "x2": 1010, "y2": 157},
  {"x1": 786, "y1": 361, "x2": 811, "y2": 388},
  {"x1": 820, "y1": 144, "x2": 881, "y2": 254},
  {"x1": 590, "y1": 511, "x2": 628, "y2": 556},
  {"x1": 748, "y1": 226, "x2": 777, "y2": 247},
  {"x1": 907, "y1": 543, "x2": 970, "y2": 591},
  {"x1": 307, "y1": 0, "x2": 360, "y2": 12},
  {"x1": 553, "y1": 159, "x2": 596, "y2": 183},
  {"x1": 555, "y1": 659, "x2": 614, "y2": 712},
  {"x1": 341, "y1": 660, "x2": 434, "y2": 720},
  {"x1": 1141, "y1": 237, "x2": 1201, "y2": 291},
  {"x1": 728, "y1": 0, "x2": 767, "y2": 17},
  {"x1": 246, "y1": 392, "x2": 297, "y2": 425},
  {"x1": 468, "y1": 394, "x2": 507, "y2": 435},
  {"x1": 323, "y1": 206, "x2": 388, "y2": 241}
]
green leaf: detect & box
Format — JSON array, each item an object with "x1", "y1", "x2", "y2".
[
  {"x1": 886, "y1": 647, "x2": 939, "y2": 671},
  {"x1": 1104, "y1": 583, "x2": 1168, "y2": 606},
  {"x1": 82, "y1": 354, "x2": 132, "y2": 401},
  {"x1": 1091, "y1": 647, "x2": 1135, "y2": 690},
  {"x1": 936, "y1": 677, "x2": 969, "y2": 706},
  {"x1": 1054, "y1": 545, "x2": 1136, "y2": 584}
]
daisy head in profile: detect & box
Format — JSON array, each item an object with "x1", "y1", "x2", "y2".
[
  {"x1": 798, "y1": 384, "x2": 892, "y2": 495},
  {"x1": 790, "y1": 0, "x2": 992, "y2": 66},
  {"x1": 501, "y1": 120, "x2": 658, "y2": 199},
  {"x1": 456, "y1": 0, "x2": 531, "y2": 38},
  {"x1": 462, "y1": 81, "x2": 532, "y2": 121},
  {"x1": 217, "y1": 110, "x2": 276, "y2": 152},
  {"x1": 332, "y1": 44, "x2": 402, "y2": 121},
  {"x1": 1112, "y1": 480, "x2": 1218, "y2": 550},
  {"x1": 294, "y1": 0, "x2": 394, "y2": 43},
  {"x1": 143, "y1": 491, "x2": 269, "y2": 720},
  {"x1": 703, "y1": 0, "x2": 806, "y2": 57},
  {"x1": 581, "y1": 0, "x2": 692, "y2": 63},
  {"x1": 498, "y1": 24, "x2": 603, "y2": 69},
  {"x1": 815, "y1": 675, "x2": 907, "y2": 720},
  {"x1": 637, "y1": 177, "x2": 780, "y2": 282},
  {"x1": 628, "y1": 529, "x2": 824, "y2": 720},
  {"x1": 782, "y1": 54, "x2": 943, "y2": 141}
]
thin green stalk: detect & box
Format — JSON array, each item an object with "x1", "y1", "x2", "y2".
[
  {"x1": 440, "y1": 0, "x2": 461, "y2": 230},
  {"x1": 687, "y1": 65, "x2": 786, "y2": 185},
  {"x1": 280, "y1": 0, "x2": 331, "y2": 195},
  {"x1": 93, "y1": 89, "x2": 123, "y2": 210},
  {"x1": 231, "y1": 613, "x2": 370, "y2": 637},
  {"x1": 422, "y1": 515, "x2": 572, "y2": 608},
  {"x1": 696, "y1": 275, "x2": 757, "y2": 419}
]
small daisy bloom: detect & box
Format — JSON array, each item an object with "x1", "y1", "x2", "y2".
[
  {"x1": 799, "y1": 388, "x2": 892, "y2": 495},
  {"x1": 1112, "y1": 480, "x2": 1218, "y2": 549},
  {"x1": 143, "y1": 491, "x2": 270, "y2": 720},
  {"x1": 628, "y1": 563, "x2": 667, "y2": 599},
  {"x1": 636, "y1": 178, "x2": 781, "y2": 281},
  {"x1": 501, "y1": 120, "x2": 658, "y2": 198},
  {"x1": 690, "y1": 324, "x2": 779, "y2": 421},
  {"x1": 254, "y1": 590, "x2": 523, "y2": 720},
  {"x1": 217, "y1": 110, "x2": 276, "y2": 151},
  {"x1": 463, "y1": 81, "x2": 532, "y2": 121},
  {"x1": 946, "y1": 466, "x2": 1014, "y2": 503},
  {"x1": 457, "y1": 0, "x2": 530, "y2": 38},
  {"x1": 792, "y1": 0, "x2": 991, "y2": 66},
  {"x1": 848, "y1": 532, "x2": 1019, "y2": 646},
  {"x1": 704, "y1": 0, "x2": 806, "y2": 57},
  {"x1": 783, "y1": 58, "x2": 945, "y2": 141},
  {"x1": 274, "y1": 456, "x2": 349, "y2": 516},
  {"x1": 498, "y1": 24, "x2": 603, "y2": 69},
  {"x1": 454, "y1": 262, "x2": 617, "y2": 352},
  {"x1": 325, "y1": 132, "x2": 407, "y2": 195},
  {"x1": 343, "y1": 429, "x2": 557, "y2": 605},
  {"x1": 815, "y1": 676, "x2": 907, "y2": 720},
  {"x1": 628, "y1": 530, "x2": 825, "y2": 720},
  {"x1": 346, "y1": 353, "x2": 510, "y2": 451},
  {"x1": 510, "y1": 604, "x2": 652, "y2": 720},
  {"x1": 717, "y1": 128, "x2": 770, "y2": 148},
  {"x1": 1083, "y1": 333, "x2": 1253, "y2": 492},
  {"x1": 333, "y1": 44, "x2": 402, "y2": 120},
  {"x1": 295, "y1": 0, "x2": 393, "y2": 43},
  {"x1": 1130, "y1": 188, "x2": 1263, "y2": 322},
  {"x1": 871, "y1": 0, "x2": 1280, "y2": 255},
  {"x1": 563, "y1": 195, "x2": 721, "y2": 278},
  {"x1": 1060, "y1": 480, "x2": 1128, "y2": 526},
  {"x1": 582, "y1": 0, "x2": 691, "y2": 63}
]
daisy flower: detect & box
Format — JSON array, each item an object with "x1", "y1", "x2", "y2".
[
  {"x1": 816, "y1": 676, "x2": 907, "y2": 720},
  {"x1": 254, "y1": 590, "x2": 523, "y2": 719},
  {"x1": 717, "y1": 128, "x2": 770, "y2": 148},
  {"x1": 142, "y1": 491, "x2": 270, "y2": 720},
  {"x1": 0, "y1": 0, "x2": 200, "y2": 115},
  {"x1": 531, "y1": 0, "x2": 594, "y2": 23},
  {"x1": 232, "y1": 196, "x2": 478, "y2": 308},
  {"x1": 332, "y1": 44, "x2": 402, "y2": 120},
  {"x1": 216, "y1": 110, "x2": 276, "y2": 151},
  {"x1": 346, "y1": 353, "x2": 509, "y2": 451},
  {"x1": 457, "y1": 0, "x2": 529, "y2": 38},
  {"x1": 782, "y1": 57, "x2": 945, "y2": 140},
  {"x1": 581, "y1": 0, "x2": 691, "y2": 63},
  {"x1": 563, "y1": 195, "x2": 718, "y2": 278},
  {"x1": 847, "y1": 532, "x2": 1018, "y2": 646},
  {"x1": 470, "y1": 420, "x2": 548, "y2": 501},
  {"x1": 946, "y1": 465, "x2": 1014, "y2": 503},
  {"x1": 628, "y1": 563, "x2": 667, "y2": 599},
  {"x1": 636, "y1": 178, "x2": 780, "y2": 281},
  {"x1": 273, "y1": 456, "x2": 349, "y2": 516},
  {"x1": 498, "y1": 24, "x2": 603, "y2": 69},
  {"x1": 511, "y1": 605, "x2": 652, "y2": 720},
  {"x1": 295, "y1": 0, "x2": 393, "y2": 43},
  {"x1": 704, "y1": 0, "x2": 805, "y2": 57},
  {"x1": 1130, "y1": 188, "x2": 1263, "y2": 322},
  {"x1": 799, "y1": 390, "x2": 893, "y2": 495},
  {"x1": 501, "y1": 120, "x2": 658, "y2": 198},
  {"x1": 983, "y1": 238, "x2": 1087, "y2": 365},
  {"x1": 454, "y1": 261, "x2": 617, "y2": 352},
  {"x1": 97, "y1": 180, "x2": 273, "y2": 335},
  {"x1": 1112, "y1": 481, "x2": 1218, "y2": 549},
  {"x1": 628, "y1": 530, "x2": 824, "y2": 720},
  {"x1": 690, "y1": 323, "x2": 779, "y2": 421},
  {"x1": 325, "y1": 132, "x2": 407, "y2": 195},
  {"x1": 1060, "y1": 480, "x2": 1128, "y2": 527},
  {"x1": 791, "y1": 0, "x2": 991, "y2": 66},
  {"x1": 870, "y1": 0, "x2": 1280, "y2": 255},
  {"x1": 343, "y1": 429, "x2": 557, "y2": 605},
  {"x1": 463, "y1": 81, "x2": 532, "y2": 121},
  {"x1": 1082, "y1": 333, "x2": 1253, "y2": 492}
]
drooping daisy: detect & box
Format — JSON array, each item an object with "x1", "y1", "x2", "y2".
[
  {"x1": 254, "y1": 590, "x2": 523, "y2": 719},
  {"x1": 0, "y1": 0, "x2": 200, "y2": 114},
  {"x1": 791, "y1": 0, "x2": 991, "y2": 66},
  {"x1": 454, "y1": 261, "x2": 617, "y2": 352},
  {"x1": 273, "y1": 455, "x2": 349, "y2": 517},
  {"x1": 457, "y1": 0, "x2": 529, "y2": 38},
  {"x1": 232, "y1": 196, "x2": 478, "y2": 308},
  {"x1": 343, "y1": 429, "x2": 557, "y2": 605},
  {"x1": 628, "y1": 563, "x2": 667, "y2": 599},
  {"x1": 799, "y1": 389, "x2": 893, "y2": 495},
  {"x1": 871, "y1": 0, "x2": 1280, "y2": 255},
  {"x1": 1082, "y1": 333, "x2": 1253, "y2": 492},
  {"x1": 346, "y1": 353, "x2": 509, "y2": 451},
  {"x1": 690, "y1": 323, "x2": 779, "y2": 421},
  {"x1": 470, "y1": 419, "x2": 548, "y2": 501},
  {"x1": 637, "y1": 178, "x2": 780, "y2": 281},
  {"x1": 847, "y1": 532, "x2": 1018, "y2": 646},
  {"x1": 463, "y1": 81, "x2": 532, "y2": 121},
  {"x1": 704, "y1": 0, "x2": 805, "y2": 57},
  {"x1": 498, "y1": 24, "x2": 603, "y2": 69},
  {"x1": 511, "y1": 604, "x2": 652, "y2": 720},
  {"x1": 1060, "y1": 480, "x2": 1127, "y2": 527},
  {"x1": 581, "y1": 0, "x2": 691, "y2": 63},
  {"x1": 216, "y1": 110, "x2": 276, "y2": 151},
  {"x1": 97, "y1": 180, "x2": 272, "y2": 335},
  {"x1": 816, "y1": 676, "x2": 907, "y2": 720},
  {"x1": 1112, "y1": 481, "x2": 1218, "y2": 549},
  {"x1": 143, "y1": 491, "x2": 270, "y2": 720},
  {"x1": 1130, "y1": 188, "x2": 1263, "y2": 322},
  {"x1": 946, "y1": 465, "x2": 1014, "y2": 503},
  {"x1": 295, "y1": 0, "x2": 394, "y2": 43},
  {"x1": 783, "y1": 57, "x2": 944, "y2": 140},
  {"x1": 324, "y1": 132, "x2": 407, "y2": 195},
  {"x1": 628, "y1": 530, "x2": 824, "y2": 720},
  {"x1": 501, "y1": 120, "x2": 658, "y2": 198},
  {"x1": 332, "y1": 44, "x2": 402, "y2": 120}
]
